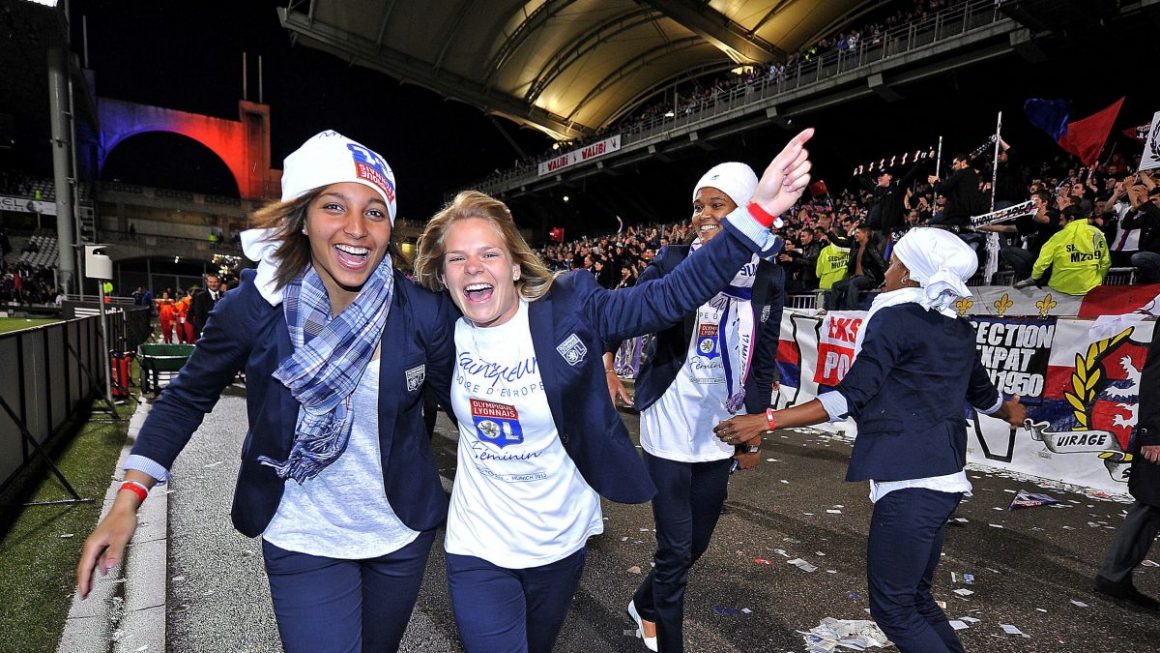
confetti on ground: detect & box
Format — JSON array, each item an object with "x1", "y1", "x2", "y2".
[
  {"x1": 848, "y1": 592, "x2": 863, "y2": 600},
  {"x1": 787, "y1": 558, "x2": 818, "y2": 573},
  {"x1": 826, "y1": 509, "x2": 842, "y2": 514},
  {"x1": 59, "y1": 533, "x2": 74, "y2": 538},
  {"x1": 949, "y1": 620, "x2": 969, "y2": 631},
  {"x1": 755, "y1": 558, "x2": 773, "y2": 565},
  {"x1": 780, "y1": 480, "x2": 790, "y2": 484},
  {"x1": 801, "y1": 618, "x2": 889, "y2": 653},
  {"x1": 714, "y1": 605, "x2": 741, "y2": 616},
  {"x1": 953, "y1": 589, "x2": 974, "y2": 597},
  {"x1": 1142, "y1": 560, "x2": 1159, "y2": 567},
  {"x1": 988, "y1": 523, "x2": 1004, "y2": 529},
  {"x1": 627, "y1": 566, "x2": 642, "y2": 575},
  {"x1": 742, "y1": 608, "x2": 753, "y2": 614},
  {"x1": 1001, "y1": 624, "x2": 1028, "y2": 638},
  {"x1": 1070, "y1": 600, "x2": 1088, "y2": 608},
  {"x1": 959, "y1": 616, "x2": 980, "y2": 624}
]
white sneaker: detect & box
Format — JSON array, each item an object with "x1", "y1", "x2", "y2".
[{"x1": 627, "y1": 600, "x2": 658, "y2": 652}]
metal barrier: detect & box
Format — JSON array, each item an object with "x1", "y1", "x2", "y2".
[
  {"x1": 1103, "y1": 267, "x2": 1138, "y2": 286},
  {"x1": 787, "y1": 293, "x2": 820, "y2": 311},
  {"x1": 0, "y1": 311, "x2": 126, "y2": 494}
]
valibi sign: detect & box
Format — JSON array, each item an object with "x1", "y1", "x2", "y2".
[{"x1": 537, "y1": 135, "x2": 622, "y2": 176}]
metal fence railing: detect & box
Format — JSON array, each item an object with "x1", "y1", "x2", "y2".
[
  {"x1": 0, "y1": 311, "x2": 126, "y2": 494},
  {"x1": 474, "y1": 0, "x2": 1015, "y2": 197}
]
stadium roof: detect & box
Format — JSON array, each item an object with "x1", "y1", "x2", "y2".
[{"x1": 278, "y1": 0, "x2": 871, "y2": 141}]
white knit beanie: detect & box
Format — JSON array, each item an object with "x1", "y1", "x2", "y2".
[
  {"x1": 694, "y1": 162, "x2": 780, "y2": 227},
  {"x1": 280, "y1": 130, "x2": 397, "y2": 224}
]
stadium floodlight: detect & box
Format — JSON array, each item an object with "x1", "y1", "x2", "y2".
[{"x1": 20, "y1": 0, "x2": 60, "y2": 6}]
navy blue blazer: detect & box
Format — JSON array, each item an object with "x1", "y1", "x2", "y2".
[
  {"x1": 523, "y1": 220, "x2": 779, "y2": 503},
  {"x1": 130, "y1": 267, "x2": 458, "y2": 537},
  {"x1": 836, "y1": 303, "x2": 1000, "y2": 482},
  {"x1": 630, "y1": 244, "x2": 784, "y2": 415}
]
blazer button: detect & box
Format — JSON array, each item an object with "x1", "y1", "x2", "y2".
[{"x1": 561, "y1": 432, "x2": 570, "y2": 444}]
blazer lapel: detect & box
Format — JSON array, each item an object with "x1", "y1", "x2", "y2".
[
  {"x1": 528, "y1": 296, "x2": 565, "y2": 425},
  {"x1": 376, "y1": 289, "x2": 403, "y2": 458}
]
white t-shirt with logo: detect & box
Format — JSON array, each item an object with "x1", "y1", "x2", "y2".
[
  {"x1": 640, "y1": 254, "x2": 760, "y2": 463},
  {"x1": 445, "y1": 300, "x2": 603, "y2": 569}
]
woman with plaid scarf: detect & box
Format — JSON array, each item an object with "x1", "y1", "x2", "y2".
[{"x1": 77, "y1": 131, "x2": 458, "y2": 653}]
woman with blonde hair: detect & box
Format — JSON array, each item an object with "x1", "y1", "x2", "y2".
[
  {"x1": 77, "y1": 130, "x2": 457, "y2": 653},
  {"x1": 413, "y1": 128, "x2": 813, "y2": 653}
]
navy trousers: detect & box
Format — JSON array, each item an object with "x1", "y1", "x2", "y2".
[
  {"x1": 632, "y1": 453, "x2": 732, "y2": 653},
  {"x1": 1098, "y1": 500, "x2": 1160, "y2": 584},
  {"x1": 866, "y1": 489, "x2": 965, "y2": 653},
  {"x1": 262, "y1": 530, "x2": 435, "y2": 653},
  {"x1": 447, "y1": 548, "x2": 586, "y2": 653}
]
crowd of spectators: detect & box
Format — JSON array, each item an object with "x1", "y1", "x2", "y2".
[
  {"x1": 614, "y1": 0, "x2": 964, "y2": 133},
  {"x1": 0, "y1": 261, "x2": 63, "y2": 306},
  {"x1": 540, "y1": 141, "x2": 1157, "y2": 310}
]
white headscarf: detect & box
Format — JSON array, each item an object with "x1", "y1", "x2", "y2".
[
  {"x1": 893, "y1": 228, "x2": 977, "y2": 315},
  {"x1": 854, "y1": 228, "x2": 976, "y2": 355}
]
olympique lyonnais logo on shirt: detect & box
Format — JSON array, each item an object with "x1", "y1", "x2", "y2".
[
  {"x1": 346, "y1": 143, "x2": 396, "y2": 204},
  {"x1": 697, "y1": 323, "x2": 719, "y2": 359},
  {"x1": 470, "y1": 399, "x2": 524, "y2": 448}
]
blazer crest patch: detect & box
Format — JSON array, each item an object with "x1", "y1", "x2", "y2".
[
  {"x1": 556, "y1": 334, "x2": 588, "y2": 366},
  {"x1": 405, "y1": 364, "x2": 426, "y2": 392}
]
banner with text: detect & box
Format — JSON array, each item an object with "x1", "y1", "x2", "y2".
[
  {"x1": 775, "y1": 309, "x2": 1154, "y2": 495},
  {"x1": 0, "y1": 195, "x2": 56, "y2": 216},
  {"x1": 538, "y1": 135, "x2": 622, "y2": 176}
]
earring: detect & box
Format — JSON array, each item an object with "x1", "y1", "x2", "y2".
[{"x1": 301, "y1": 226, "x2": 308, "y2": 235}]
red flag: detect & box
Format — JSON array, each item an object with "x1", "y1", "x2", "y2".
[{"x1": 1057, "y1": 97, "x2": 1124, "y2": 166}]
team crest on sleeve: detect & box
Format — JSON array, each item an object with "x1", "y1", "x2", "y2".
[
  {"x1": 405, "y1": 364, "x2": 425, "y2": 392},
  {"x1": 470, "y1": 399, "x2": 524, "y2": 448},
  {"x1": 697, "y1": 323, "x2": 720, "y2": 359},
  {"x1": 556, "y1": 333, "x2": 588, "y2": 366}
]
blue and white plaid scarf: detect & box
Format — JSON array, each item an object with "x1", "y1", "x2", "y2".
[{"x1": 258, "y1": 254, "x2": 394, "y2": 482}]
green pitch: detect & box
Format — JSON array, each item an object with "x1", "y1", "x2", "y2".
[{"x1": 0, "y1": 317, "x2": 61, "y2": 334}]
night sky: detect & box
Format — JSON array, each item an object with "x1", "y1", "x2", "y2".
[
  {"x1": 73, "y1": 0, "x2": 552, "y2": 221},
  {"x1": 20, "y1": 1, "x2": 1160, "y2": 237}
]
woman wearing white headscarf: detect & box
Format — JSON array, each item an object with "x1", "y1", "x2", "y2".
[{"x1": 715, "y1": 228, "x2": 1026, "y2": 653}]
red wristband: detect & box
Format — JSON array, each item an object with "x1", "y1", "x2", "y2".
[
  {"x1": 747, "y1": 202, "x2": 778, "y2": 229},
  {"x1": 765, "y1": 407, "x2": 777, "y2": 432},
  {"x1": 119, "y1": 481, "x2": 148, "y2": 504}
]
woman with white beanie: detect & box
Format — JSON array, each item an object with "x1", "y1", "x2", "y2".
[
  {"x1": 610, "y1": 161, "x2": 785, "y2": 653},
  {"x1": 715, "y1": 228, "x2": 1026, "y2": 653},
  {"x1": 77, "y1": 131, "x2": 458, "y2": 652}
]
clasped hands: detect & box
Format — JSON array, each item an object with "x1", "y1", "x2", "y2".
[{"x1": 714, "y1": 414, "x2": 768, "y2": 447}]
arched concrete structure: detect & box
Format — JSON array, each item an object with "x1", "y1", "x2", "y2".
[{"x1": 97, "y1": 99, "x2": 279, "y2": 200}]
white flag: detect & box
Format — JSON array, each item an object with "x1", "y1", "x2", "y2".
[{"x1": 1140, "y1": 110, "x2": 1160, "y2": 171}]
